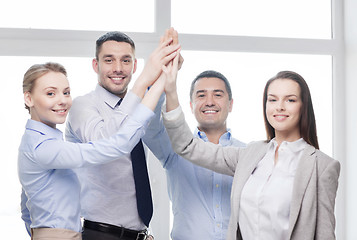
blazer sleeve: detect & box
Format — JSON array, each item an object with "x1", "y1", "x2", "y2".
[
  {"x1": 163, "y1": 107, "x2": 239, "y2": 176},
  {"x1": 316, "y1": 157, "x2": 340, "y2": 239}
]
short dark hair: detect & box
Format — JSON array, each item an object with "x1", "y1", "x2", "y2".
[
  {"x1": 263, "y1": 71, "x2": 319, "y2": 149},
  {"x1": 190, "y1": 70, "x2": 232, "y2": 101},
  {"x1": 95, "y1": 31, "x2": 135, "y2": 59}
]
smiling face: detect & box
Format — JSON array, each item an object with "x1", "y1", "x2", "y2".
[
  {"x1": 93, "y1": 40, "x2": 137, "y2": 98},
  {"x1": 190, "y1": 77, "x2": 233, "y2": 133},
  {"x1": 24, "y1": 71, "x2": 72, "y2": 128},
  {"x1": 265, "y1": 78, "x2": 302, "y2": 142}
]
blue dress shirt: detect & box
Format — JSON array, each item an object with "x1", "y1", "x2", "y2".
[
  {"x1": 144, "y1": 103, "x2": 246, "y2": 240},
  {"x1": 18, "y1": 95, "x2": 153, "y2": 234}
]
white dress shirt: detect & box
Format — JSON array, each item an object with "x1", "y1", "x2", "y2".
[{"x1": 239, "y1": 138, "x2": 308, "y2": 240}]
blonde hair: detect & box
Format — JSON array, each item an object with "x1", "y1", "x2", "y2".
[{"x1": 23, "y1": 62, "x2": 67, "y2": 112}]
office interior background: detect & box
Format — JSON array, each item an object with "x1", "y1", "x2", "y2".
[{"x1": 0, "y1": 0, "x2": 355, "y2": 239}]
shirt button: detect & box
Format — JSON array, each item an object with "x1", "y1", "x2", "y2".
[
  {"x1": 217, "y1": 223, "x2": 220, "y2": 228},
  {"x1": 216, "y1": 184, "x2": 219, "y2": 188},
  {"x1": 216, "y1": 204, "x2": 219, "y2": 208}
]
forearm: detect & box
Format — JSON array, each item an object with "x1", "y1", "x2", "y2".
[
  {"x1": 143, "y1": 93, "x2": 179, "y2": 168},
  {"x1": 165, "y1": 86, "x2": 179, "y2": 112},
  {"x1": 162, "y1": 107, "x2": 236, "y2": 175}
]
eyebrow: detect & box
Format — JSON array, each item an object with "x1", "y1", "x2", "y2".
[
  {"x1": 268, "y1": 93, "x2": 298, "y2": 98},
  {"x1": 195, "y1": 89, "x2": 225, "y2": 95},
  {"x1": 102, "y1": 54, "x2": 133, "y2": 59}
]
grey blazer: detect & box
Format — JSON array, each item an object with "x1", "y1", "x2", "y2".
[{"x1": 163, "y1": 110, "x2": 340, "y2": 240}]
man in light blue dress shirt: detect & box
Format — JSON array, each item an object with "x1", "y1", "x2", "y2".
[{"x1": 145, "y1": 70, "x2": 246, "y2": 240}]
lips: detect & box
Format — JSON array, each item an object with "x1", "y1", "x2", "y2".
[{"x1": 202, "y1": 109, "x2": 219, "y2": 114}]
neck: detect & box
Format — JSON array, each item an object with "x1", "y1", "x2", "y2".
[{"x1": 274, "y1": 130, "x2": 301, "y2": 147}]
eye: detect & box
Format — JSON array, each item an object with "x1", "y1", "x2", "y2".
[
  {"x1": 122, "y1": 59, "x2": 131, "y2": 64},
  {"x1": 47, "y1": 92, "x2": 55, "y2": 96},
  {"x1": 287, "y1": 98, "x2": 297, "y2": 102},
  {"x1": 64, "y1": 91, "x2": 71, "y2": 96},
  {"x1": 267, "y1": 98, "x2": 276, "y2": 102},
  {"x1": 104, "y1": 58, "x2": 113, "y2": 63},
  {"x1": 197, "y1": 94, "x2": 205, "y2": 98}
]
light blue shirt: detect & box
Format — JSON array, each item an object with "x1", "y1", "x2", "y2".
[
  {"x1": 18, "y1": 92, "x2": 153, "y2": 234},
  {"x1": 144, "y1": 104, "x2": 246, "y2": 240}
]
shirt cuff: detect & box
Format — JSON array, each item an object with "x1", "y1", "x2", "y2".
[{"x1": 162, "y1": 104, "x2": 182, "y2": 121}]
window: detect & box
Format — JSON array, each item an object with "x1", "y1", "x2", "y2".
[
  {"x1": 172, "y1": 0, "x2": 331, "y2": 39},
  {"x1": 0, "y1": 0, "x2": 344, "y2": 239},
  {"x1": 0, "y1": 0, "x2": 155, "y2": 32}
]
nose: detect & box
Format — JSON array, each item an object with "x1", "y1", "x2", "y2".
[
  {"x1": 205, "y1": 94, "x2": 215, "y2": 106},
  {"x1": 277, "y1": 100, "x2": 285, "y2": 111},
  {"x1": 58, "y1": 94, "x2": 71, "y2": 106},
  {"x1": 113, "y1": 61, "x2": 123, "y2": 73}
]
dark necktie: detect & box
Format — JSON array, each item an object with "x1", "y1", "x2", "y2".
[
  {"x1": 130, "y1": 140, "x2": 153, "y2": 227},
  {"x1": 117, "y1": 98, "x2": 153, "y2": 226}
]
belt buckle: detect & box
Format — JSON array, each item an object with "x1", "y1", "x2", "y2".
[{"x1": 136, "y1": 232, "x2": 147, "y2": 240}]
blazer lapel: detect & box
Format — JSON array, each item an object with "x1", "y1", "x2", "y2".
[
  {"x1": 234, "y1": 142, "x2": 269, "y2": 218},
  {"x1": 288, "y1": 144, "x2": 317, "y2": 237}
]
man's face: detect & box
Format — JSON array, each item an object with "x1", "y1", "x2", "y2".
[
  {"x1": 190, "y1": 77, "x2": 233, "y2": 132},
  {"x1": 92, "y1": 41, "x2": 137, "y2": 98}
]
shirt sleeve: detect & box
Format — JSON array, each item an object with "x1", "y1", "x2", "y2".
[
  {"x1": 142, "y1": 93, "x2": 180, "y2": 169},
  {"x1": 66, "y1": 90, "x2": 142, "y2": 143},
  {"x1": 162, "y1": 106, "x2": 237, "y2": 176},
  {"x1": 315, "y1": 158, "x2": 340, "y2": 239},
  {"x1": 34, "y1": 105, "x2": 154, "y2": 169}
]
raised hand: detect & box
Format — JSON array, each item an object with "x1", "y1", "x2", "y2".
[{"x1": 132, "y1": 37, "x2": 180, "y2": 99}]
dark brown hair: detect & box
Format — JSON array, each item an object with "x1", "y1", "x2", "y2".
[{"x1": 263, "y1": 71, "x2": 319, "y2": 149}]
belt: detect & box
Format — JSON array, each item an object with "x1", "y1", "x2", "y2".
[{"x1": 83, "y1": 219, "x2": 148, "y2": 240}]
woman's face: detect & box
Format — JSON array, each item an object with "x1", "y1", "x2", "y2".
[
  {"x1": 265, "y1": 78, "x2": 302, "y2": 142},
  {"x1": 24, "y1": 71, "x2": 72, "y2": 128}
]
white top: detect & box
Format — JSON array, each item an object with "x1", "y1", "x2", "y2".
[{"x1": 239, "y1": 138, "x2": 308, "y2": 240}]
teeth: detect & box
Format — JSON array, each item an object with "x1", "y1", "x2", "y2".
[
  {"x1": 111, "y1": 77, "x2": 124, "y2": 80},
  {"x1": 55, "y1": 110, "x2": 66, "y2": 113},
  {"x1": 204, "y1": 110, "x2": 217, "y2": 113}
]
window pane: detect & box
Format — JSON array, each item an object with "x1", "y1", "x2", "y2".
[
  {"x1": 0, "y1": 0, "x2": 154, "y2": 32},
  {"x1": 177, "y1": 51, "x2": 332, "y2": 154},
  {"x1": 0, "y1": 56, "x2": 144, "y2": 239},
  {"x1": 172, "y1": 0, "x2": 331, "y2": 39}
]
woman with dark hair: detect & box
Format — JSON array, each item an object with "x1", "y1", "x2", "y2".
[{"x1": 162, "y1": 68, "x2": 340, "y2": 240}]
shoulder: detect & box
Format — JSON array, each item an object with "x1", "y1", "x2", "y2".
[
  {"x1": 311, "y1": 147, "x2": 340, "y2": 177},
  {"x1": 246, "y1": 140, "x2": 269, "y2": 149},
  {"x1": 234, "y1": 140, "x2": 268, "y2": 156}
]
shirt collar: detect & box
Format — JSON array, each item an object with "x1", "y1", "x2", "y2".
[
  {"x1": 95, "y1": 84, "x2": 122, "y2": 109},
  {"x1": 26, "y1": 119, "x2": 63, "y2": 140},
  {"x1": 194, "y1": 127, "x2": 232, "y2": 144},
  {"x1": 270, "y1": 138, "x2": 308, "y2": 153}
]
